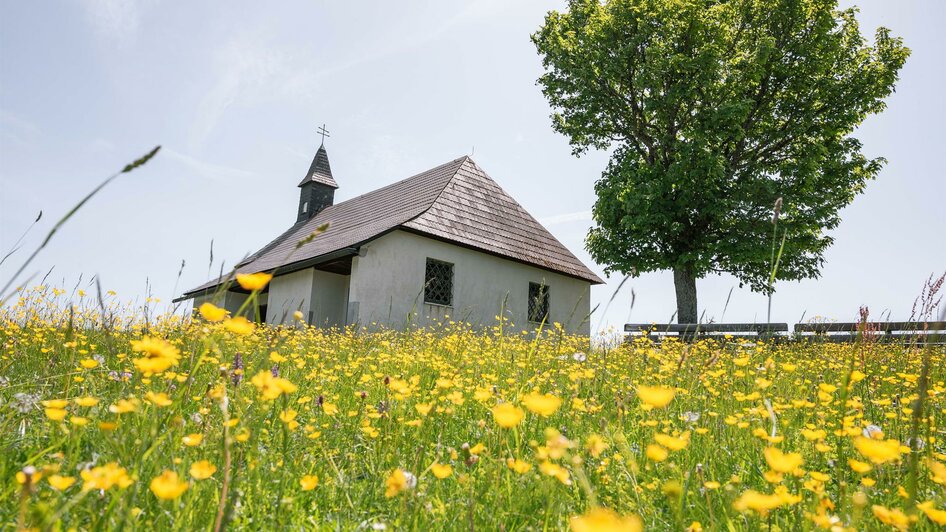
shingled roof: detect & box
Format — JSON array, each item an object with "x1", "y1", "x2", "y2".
[
  {"x1": 181, "y1": 156, "x2": 602, "y2": 298},
  {"x1": 297, "y1": 145, "x2": 338, "y2": 188}
]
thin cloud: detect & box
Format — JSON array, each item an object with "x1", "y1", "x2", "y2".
[
  {"x1": 163, "y1": 148, "x2": 254, "y2": 182},
  {"x1": 539, "y1": 210, "x2": 593, "y2": 227},
  {"x1": 0, "y1": 109, "x2": 41, "y2": 148},
  {"x1": 79, "y1": 0, "x2": 156, "y2": 47},
  {"x1": 188, "y1": 33, "x2": 322, "y2": 149}
]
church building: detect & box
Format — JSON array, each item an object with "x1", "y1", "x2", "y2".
[{"x1": 178, "y1": 139, "x2": 603, "y2": 334}]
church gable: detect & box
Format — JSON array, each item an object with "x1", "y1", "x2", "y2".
[{"x1": 404, "y1": 159, "x2": 603, "y2": 284}]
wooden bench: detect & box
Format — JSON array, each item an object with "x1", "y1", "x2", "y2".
[
  {"x1": 625, "y1": 322, "x2": 789, "y2": 342},
  {"x1": 793, "y1": 321, "x2": 946, "y2": 344}
]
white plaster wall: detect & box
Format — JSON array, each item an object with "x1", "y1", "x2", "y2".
[
  {"x1": 265, "y1": 269, "x2": 314, "y2": 325},
  {"x1": 311, "y1": 270, "x2": 349, "y2": 328},
  {"x1": 348, "y1": 230, "x2": 592, "y2": 334}
]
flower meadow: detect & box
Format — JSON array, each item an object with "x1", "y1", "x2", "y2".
[{"x1": 1, "y1": 284, "x2": 945, "y2": 531}]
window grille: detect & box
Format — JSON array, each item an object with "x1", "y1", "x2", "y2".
[
  {"x1": 528, "y1": 282, "x2": 550, "y2": 323},
  {"x1": 424, "y1": 258, "x2": 453, "y2": 306}
]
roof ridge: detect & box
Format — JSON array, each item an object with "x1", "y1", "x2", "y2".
[
  {"x1": 401, "y1": 155, "x2": 471, "y2": 225},
  {"x1": 325, "y1": 155, "x2": 468, "y2": 211}
]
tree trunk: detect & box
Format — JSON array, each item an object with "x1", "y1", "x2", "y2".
[{"x1": 673, "y1": 266, "x2": 698, "y2": 324}]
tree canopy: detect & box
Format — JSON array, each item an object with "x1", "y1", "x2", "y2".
[{"x1": 532, "y1": 0, "x2": 909, "y2": 322}]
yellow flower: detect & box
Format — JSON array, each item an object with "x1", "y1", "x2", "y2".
[
  {"x1": 182, "y1": 433, "x2": 203, "y2": 447},
  {"x1": 764, "y1": 447, "x2": 804, "y2": 473},
  {"x1": 703, "y1": 481, "x2": 721, "y2": 490},
  {"x1": 585, "y1": 434, "x2": 609, "y2": 458},
  {"x1": 42, "y1": 399, "x2": 69, "y2": 409},
  {"x1": 131, "y1": 336, "x2": 181, "y2": 375},
  {"x1": 74, "y1": 397, "x2": 99, "y2": 407},
  {"x1": 144, "y1": 391, "x2": 173, "y2": 407},
  {"x1": 45, "y1": 407, "x2": 67, "y2": 421},
  {"x1": 492, "y1": 402, "x2": 525, "y2": 428},
  {"x1": 646, "y1": 444, "x2": 668, "y2": 462},
  {"x1": 522, "y1": 392, "x2": 562, "y2": 417},
  {"x1": 570, "y1": 507, "x2": 642, "y2": 532},
  {"x1": 293, "y1": 310, "x2": 305, "y2": 321},
  {"x1": 322, "y1": 402, "x2": 339, "y2": 416},
  {"x1": 854, "y1": 437, "x2": 901, "y2": 464},
  {"x1": 279, "y1": 408, "x2": 298, "y2": 423},
  {"x1": 236, "y1": 272, "x2": 273, "y2": 291},
  {"x1": 506, "y1": 458, "x2": 532, "y2": 474},
  {"x1": 469, "y1": 443, "x2": 486, "y2": 455},
  {"x1": 81, "y1": 463, "x2": 133, "y2": 491},
  {"x1": 918, "y1": 501, "x2": 946, "y2": 526},
  {"x1": 189, "y1": 460, "x2": 217, "y2": 480},
  {"x1": 109, "y1": 398, "x2": 138, "y2": 414},
  {"x1": 300, "y1": 474, "x2": 319, "y2": 491},
  {"x1": 871, "y1": 505, "x2": 910, "y2": 531},
  {"x1": 384, "y1": 468, "x2": 409, "y2": 498},
  {"x1": 250, "y1": 370, "x2": 298, "y2": 400},
  {"x1": 223, "y1": 316, "x2": 256, "y2": 335},
  {"x1": 415, "y1": 403, "x2": 433, "y2": 416},
  {"x1": 848, "y1": 459, "x2": 872, "y2": 474},
  {"x1": 539, "y1": 461, "x2": 571, "y2": 485},
  {"x1": 150, "y1": 470, "x2": 189, "y2": 500},
  {"x1": 431, "y1": 463, "x2": 453, "y2": 479},
  {"x1": 800, "y1": 428, "x2": 826, "y2": 441},
  {"x1": 198, "y1": 302, "x2": 228, "y2": 322},
  {"x1": 79, "y1": 358, "x2": 99, "y2": 369},
  {"x1": 654, "y1": 433, "x2": 689, "y2": 452},
  {"x1": 70, "y1": 416, "x2": 89, "y2": 426},
  {"x1": 733, "y1": 490, "x2": 795, "y2": 516},
  {"x1": 47, "y1": 475, "x2": 76, "y2": 491},
  {"x1": 928, "y1": 459, "x2": 946, "y2": 485},
  {"x1": 637, "y1": 385, "x2": 675, "y2": 408}
]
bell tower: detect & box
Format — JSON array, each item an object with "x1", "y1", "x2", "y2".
[{"x1": 296, "y1": 125, "x2": 338, "y2": 223}]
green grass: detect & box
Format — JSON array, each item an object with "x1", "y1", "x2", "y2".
[{"x1": 1, "y1": 286, "x2": 945, "y2": 530}]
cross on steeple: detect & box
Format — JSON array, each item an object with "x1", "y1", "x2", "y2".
[{"x1": 317, "y1": 124, "x2": 330, "y2": 146}]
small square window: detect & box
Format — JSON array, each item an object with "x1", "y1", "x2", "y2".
[
  {"x1": 528, "y1": 282, "x2": 549, "y2": 323},
  {"x1": 424, "y1": 258, "x2": 453, "y2": 306}
]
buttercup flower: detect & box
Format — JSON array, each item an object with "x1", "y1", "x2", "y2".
[
  {"x1": 150, "y1": 470, "x2": 188, "y2": 500},
  {"x1": 198, "y1": 302, "x2": 228, "y2": 322},
  {"x1": 189, "y1": 461, "x2": 217, "y2": 480},
  {"x1": 300, "y1": 474, "x2": 319, "y2": 491},
  {"x1": 637, "y1": 385, "x2": 675, "y2": 408},
  {"x1": 522, "y1": 392, "x2": 562, "y2": 417},
  {"x1": 236, "y1": 272, "x2": 273, "y2": 291},
  {"x1": 570, "y1": 507, "x2": 642, "y2": 532},
  {"x1": 130, "y1": 337, "x2": 181, "y2": 375},
  {"x1": 492, "y1": 403, "x2": 525, "y2": 428}
]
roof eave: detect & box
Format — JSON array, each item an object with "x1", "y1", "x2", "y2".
[{"x1": 175, "y1": 246, "x2": 360, "y2": 302}]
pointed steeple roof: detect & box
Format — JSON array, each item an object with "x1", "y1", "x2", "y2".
[{"x1": 297, "y1": 144, "x2": 338, "y2": 188}]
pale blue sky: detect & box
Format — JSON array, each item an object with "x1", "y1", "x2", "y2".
[{"x1": 1, "y1": 0, "x2": 943, "y2": 331}]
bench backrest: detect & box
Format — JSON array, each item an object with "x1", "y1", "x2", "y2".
[
  {"x1": 625, "y1": 323, "x2": 789, "y2": 334},
  {"x1": 794, "y1": 321, "x2": 946, "y2": 333}
]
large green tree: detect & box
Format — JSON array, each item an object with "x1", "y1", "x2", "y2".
[{"x1": 533, "y1": 0, "x2": 908, "y2": 322}]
